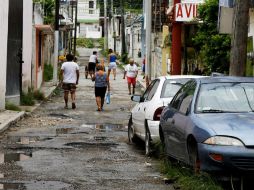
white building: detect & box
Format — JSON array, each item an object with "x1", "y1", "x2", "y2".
[
  {"x1": 77, "y1": 0, "x2": 102, "y2": 38},
  {"x1": 0, "y1": 0, "x2": 9, "y2": 110}
]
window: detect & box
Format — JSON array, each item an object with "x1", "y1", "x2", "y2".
[
  {"x1": 161, "y1": 78, "x2": 190, "y2": 98},
  {"x1": 89, "y1": 1, "x2": 94, "y2": 8},
  {"x1": 170, "y1": 80, "x2": 196, "y2": 114},
  {"x1": 142, "y1": 80, "x2": 160, "y2": 101},
  {"x1": 89, "y1": 10, "x2": 94, "y2": 14}
]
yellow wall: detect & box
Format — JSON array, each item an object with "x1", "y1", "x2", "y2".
[{"x1": 162, "y1": 25, "x2": 170, "y2": 75}]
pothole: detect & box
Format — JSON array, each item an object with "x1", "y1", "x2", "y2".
[
  {"x1": 0, "y1": 152, "x2": 32, "y2": 163},
  {"x1": 65, "y1": 141, "x2": 118, "y2": 148},
  {"x1": 48, "y1": 113, "x2": 72, "y2": 119},
  {"x1": 6, "y1": 136, "x2": 53, "y2": 145},
  {"x1": 0, "y1": 183, "x2": 24, "y2": 189},
  {"x1": 80, "y1": 124, "x2": 125, "y2": 132}
]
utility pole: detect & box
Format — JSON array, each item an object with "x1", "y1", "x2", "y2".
[
  {"x1": 111, "y1": 0, "x2": 116, "y2": 52},
  {"x1": 73, "y1": 0, "x2": 78, "y2": 56},
  {"x1": 145, "y1": 0, "x2": 152, "y2": 86},
  {"x1": 120, "y1": 0, "x2": 126, "y2": 61},
  {"x1": 229, "y1": 0, "x2": 250, "y2": 76},
  {"x1": 53, "y1": 0, "x2": 60, "y2": 84},
  {"x1": 104, "y1": 0, "x2": 108, "y2": 51}
]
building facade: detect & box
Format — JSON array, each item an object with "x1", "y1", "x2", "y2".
[{"x1": 77, "y1": 0, "x2": 102, "y2": 38}]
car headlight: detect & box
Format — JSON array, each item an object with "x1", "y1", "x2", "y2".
[{"x1": 204, "y1": 136, "x2": 244, "y2": 146}]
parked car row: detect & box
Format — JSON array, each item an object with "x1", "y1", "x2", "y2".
[{"x1": 129, "y1": 75, "x2": 254, "y2": 174}]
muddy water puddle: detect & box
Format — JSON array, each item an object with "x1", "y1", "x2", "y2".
[
  {"x1": 7, "y1": 136, "x2": 53, "y2": 145},
  {"x1": 81, "y1": 124, "x2": 126, "y2": 132},
  {"x1": 0, "y1": 183, "x2": 24, "y2": 189},
  {"x1": 0, "y1": 181, "x2": 71, "y2": 190},
  {"x1": 0, "y1": 152, "x2": 32, "y2": 163}
]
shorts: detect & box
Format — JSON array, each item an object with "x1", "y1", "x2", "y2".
[
  {"x1": 88, "y1": 62, "x2": 96, "y2": 72},
  {"x1": 95, "y1": 86, "x2": 107, "y2": 98},
  {"x1": 108, "y1": 62, "x2": 117, "y2": 70},
  {"x1": 127, "y1": 77, "x2": 136, "y2": 85},
  {"x1": 62, "y1": 83, "x2": 76, "y2": 92}
]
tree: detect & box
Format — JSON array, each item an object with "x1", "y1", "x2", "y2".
[
  {"x1": 192, "y1": 0, "x2": 231, "y2": 75},
  {"x1": 229, "y1": 0, "x2": 250, "y2": 76}
]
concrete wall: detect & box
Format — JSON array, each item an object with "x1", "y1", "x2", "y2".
[
  {"x1": 0, "y1": 0, "x2": 9, "y2": 110},
  {"x1": 22, "y1": 0, "x2": 33, "y2": 93}
]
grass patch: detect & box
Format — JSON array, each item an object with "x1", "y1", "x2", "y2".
[
  {"x1": 33, "y1": 90, "x2": 45, "y2": 101},
  {"x1": 5, "y1": 102, "x2": 21, "y2": 111},
  {"x1": 156, "y1": 142, "x2": 223, "y2": 190},
  {"x1": 21, "y1": 88, "x2": 46, "y2": 106},
  {"x1": 52, "y1": 86, "x2": 62, "y2": 97},
  {"x1": 44, "y1": 64, "x2": 53, "y2": 82}
]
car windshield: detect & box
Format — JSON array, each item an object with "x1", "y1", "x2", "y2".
[
  {"x1": 161, "y1": 78, "x2": 190, "y2": 98},
  {"x1": 196, "y1": 82, "x2": 254, "y2": 113}
]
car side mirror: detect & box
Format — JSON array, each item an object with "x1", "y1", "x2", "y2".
[{"x1": 131, "y1": 95, "x2": 141, "y2": 102}]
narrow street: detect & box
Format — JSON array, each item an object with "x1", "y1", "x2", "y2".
[{"x1": 0, "y1": 55, "x2": 172, "y2": 190}]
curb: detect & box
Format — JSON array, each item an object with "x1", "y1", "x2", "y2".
[
  {"x1": 0, "y1": 111, "x2": 25, "y2": 133},
  {"x1": 0, "y1": 85, "x2": 57, "y2": 134}
]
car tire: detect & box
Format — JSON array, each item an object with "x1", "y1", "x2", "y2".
[
  {"x1": 188, "y1": 142, "x2": 200, "y2": 174},
  {"x1": 128, "y1": 116, "x2": 138, "y2": 144},
  {"x1": 145, "y1": 127, "x2": 151, "y2": 156}
]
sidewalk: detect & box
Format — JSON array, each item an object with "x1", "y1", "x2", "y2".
[{"x1": 0, "y1": 82, "x2": 57, "y2": 133}]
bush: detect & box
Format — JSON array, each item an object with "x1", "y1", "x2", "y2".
[
  {"x1": 5, "y1": 102, "x2": 21, "y2": 111},
  {"x1": 76, "y1": 38, "x2": 94, "y2": 48},
  {"x1": 98, "y1": 38, "x2": 104, "y2": 48},
  {"x1": 20, "y1": 88, "x2": 45, "y2": 106},
  {"x1": 21, "y1": 90, "x2": 35, "y2": 106},
  {"x1": 44, "y1": 64, "x2": 53, "y2": 82},
  {"x1": 33, "y1": 90, "x2": 45, "y2": 101}
]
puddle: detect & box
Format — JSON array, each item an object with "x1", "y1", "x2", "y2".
[
  {"x1": 7, "y1": 136, "x2": 53, "y2": 145},
  {"x1": 56, "y1": 128, "x2": 75, "y2": 135},
  {"x1": 0, "y1": 152, "x2": 32, "y2": 163},
  {"x1": 80, "y1": 124, "x2": 125, "y2": 132},
  {"x1": 0, "y1": 183, "x2": 24, "y2": 189},
  {"x1": 65, "y1": 141, "x2": 118, "y2": 148},
  {"x1": 94, "y1": 136, "x2": 108, "y2": 141},
  {"x1": 48, "y1": 113, "x2": 71, "y2": 119}
]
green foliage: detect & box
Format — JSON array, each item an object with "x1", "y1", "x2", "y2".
[
  {"x1": 192, "y1": 0, "x2": 231, "y2": 74},
  {"x1": 33, "y1": 90, "x2": 46, "y2": 101},
  {"x1": 76, "y1": 38, "x2": 95, "y2": 48},
  {"x1": 21, "y1": 88, "x2": 45, "y2": 106},
  {"x1": 44, "y1": 64, "x2": 53, "y2": 82},
  {"x1": 160, "y1": 157, "x2": 223, "y2": 190},
  {"x1": 5, "y1": 102, "x2": 21, "y2": 111},
  {"x1": 21, "y1": 88, "x2": 35, "y2": 106},
  {"x1": 98, "y1": 38, "x2": 104, "y2": 48}
]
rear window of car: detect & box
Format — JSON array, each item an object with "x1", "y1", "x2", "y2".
[{"x1": 161, "y1": 78, "x2": 190, "y2": 98}]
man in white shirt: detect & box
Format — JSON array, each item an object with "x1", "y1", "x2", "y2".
[
  {"x1": 88, "y1": 51, "x2": 98, "y2": 79},
  {"x1": 123, "y1": 58, "x2": 138, "y2": 95},
  {"x1": 60, "y1": 54, "x2": 80, "y2": 109}
]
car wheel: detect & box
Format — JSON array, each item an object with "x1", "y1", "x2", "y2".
[
  {"x1": 145, "y1": 128, "x2": 151, "y2": 156},
  {"x1": 188, "y1": 142, "x2": 200, "y2": 174},
  {"x1": 128, "y1": 117, "x2": 138, "y2": 143}
]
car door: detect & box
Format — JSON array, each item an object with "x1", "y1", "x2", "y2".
[
  {"x1": 164, "y1": 81, "x2": 196, "y2": 160},
  {"x1": 132, "y1": 80, "x2": 157, "y2": 138}
]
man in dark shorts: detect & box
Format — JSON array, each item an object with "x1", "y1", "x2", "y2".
[
  {"x1": 60, "y1": 54, "x2": 79, "y2": 109},
  {"x1": 88, "y1": 51, "x2": 98, "y2": 79}
]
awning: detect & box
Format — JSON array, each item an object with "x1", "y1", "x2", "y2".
[{"x1": 35, "y1": 25, "x2": 54, "y2": 34}]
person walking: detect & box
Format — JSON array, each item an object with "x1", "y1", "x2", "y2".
[
  {"x1": 88, "y1": 51, "x2": 98, "y2": 79},
  {"x1": 92, "y1": 65, "x2": 110, "y2": 111},
  {"x1": 123, "y1": 58, "x2": 138, "y2": 95},
  {"x1": 60, "y1": 54, "x2": 80, "y2": 109},
  {"x1": 107, "y1": 49, "x2": 117, "y2": 80}
]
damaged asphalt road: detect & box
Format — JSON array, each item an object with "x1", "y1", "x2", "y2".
[{"x1": 0, "y1": 64, "x2": 173, "y2": 190}]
